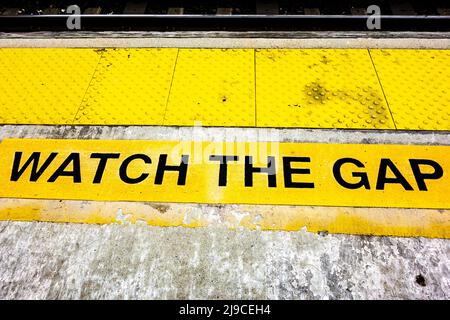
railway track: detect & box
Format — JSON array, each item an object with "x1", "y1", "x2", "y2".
[{"x1": 0, "y1": 0, "x2": 449, "y2": 31}]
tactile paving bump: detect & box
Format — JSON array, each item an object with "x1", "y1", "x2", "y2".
[
  {"x1": 0, "y1": 48, "x2": 100, "y2": 124},
  {"x1": 255, "y1": 49, "x2": 395, "y2": 129},
  {"x1": 164, "y1": 49, "x2": 255, "y2": 127},
  {"x1": 370, "y1": 49, "x2": 450, "y2": 131},
  {"x1": 74, "y1": 48, "x2": 178, "y2": 125}
]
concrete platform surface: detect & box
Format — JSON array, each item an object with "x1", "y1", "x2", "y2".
[
  {"x1": 0, "y1": 221, "x2": 448, "y2": 300},
  {"x1": 0, "y1": 34, "x2": 449, "y2": 300}
]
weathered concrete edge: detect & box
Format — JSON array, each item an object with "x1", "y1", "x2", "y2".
[
  {"x1": 1, "y1": 125, "x2": 449, "y2": 145},
  {"x1": 3, "y1": 31, "x2": 450, "y2": 39},
  {"x1": 0, "y1": 34, "x2": 449, "y2": 49}
]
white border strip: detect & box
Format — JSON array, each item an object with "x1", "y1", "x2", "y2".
[
  {"x1": 0, "y1": 36, "x2": 449, "y2": 49},
  {"x1": 1, "y1": 125, "x2": 449, "y2": 145}
]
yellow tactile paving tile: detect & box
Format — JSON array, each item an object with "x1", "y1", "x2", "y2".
[
  {"x1": 256, "y1": 49, "x2": 395, "y2": 129},
  {"x1": 0, "y1": 48, "x2": 100, "y2": 124},
  {"x1": 370, "y1": 49, "x2": 450, "y2": 130},
  {"x1": 74, "y1": 48, "x2": 178, "y2": 125},
  {"x1": 0, "y1": 48, "x2": 449, "y2": 130},
  {"x1": 164, "y1": 49, "x2": 255, "y2": 127}
]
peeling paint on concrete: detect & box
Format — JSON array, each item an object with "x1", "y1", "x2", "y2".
[{"x1": 1, "y1": 198, "x2": 449, "y2": 238}]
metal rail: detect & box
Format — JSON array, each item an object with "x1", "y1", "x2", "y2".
[{"x1": 0, "y1": 14, "x2": 449, "y2": 32}]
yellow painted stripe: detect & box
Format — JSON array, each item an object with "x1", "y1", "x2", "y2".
[
  {"x1": 0, "y1": 139, "x2": 448, "y2": 209},
  {"x1": 0, "y1": 199, "x2": 449, "y2": 239},
  {"x1": 0, "y1": 48, "x2": 449, "y2": 130}
]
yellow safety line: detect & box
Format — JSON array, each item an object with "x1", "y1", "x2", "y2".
[
  {"x1": 0, "y1": 138, "x2": 448, "y2": 238},
  {"x1": 0, "y1": 199, "x2": 448, "y2": 239},
  {"x1": 0, "y1": 139, "x2": 448, "y2": 209}
]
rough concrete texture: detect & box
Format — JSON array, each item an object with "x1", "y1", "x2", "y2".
[
  {"x1": 0, "y1": 31, "x2": 449, "y2": 49},
  {"x1": 1, "y1": 125, "x2": 449, "y2": 145},
  {"x1": 0, "y1": 221, "x2": 448, "y2": 300}
]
